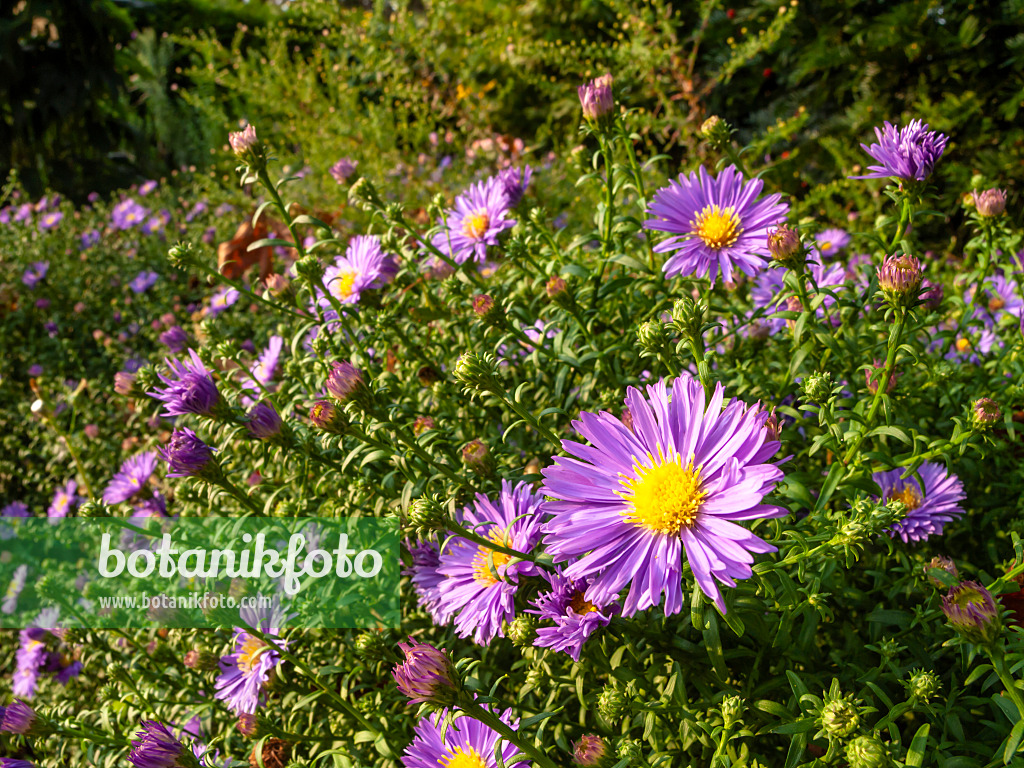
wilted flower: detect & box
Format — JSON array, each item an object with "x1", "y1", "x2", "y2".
[
  {"x1": 942, "y1": 580, "x2": 1000, "y2": 645},
  {"x1": 542, "y1": 375, "x2": 785, "y2": 615},
  {"x1": 159, "y1": 429, "x2": 218, "y2": 479},
  {"x1": 970, "y1": 188, "x2": 1006, "y2": 217},
  {"x1": 873, "y1": 462, "x2": 965, "y2": 542},
  {"x1": 852, "y1": 120, "x2": 948, "y2": 182},
  {"x1": 644, "y1": 164, "x2": 789, "y2": 286},
  {"x1": 392, "y1": 638, "x2": 459, "y2": 706},
  {"x1": 578, "y1": 74, "x2": 614, "y2": 123}
]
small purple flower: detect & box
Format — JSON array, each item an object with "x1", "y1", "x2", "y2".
[
  {"x1": 319, "y1": 235, "x2": 398, "y2": 307},
  {"x1": 111, "y1": 198, "x2": 150, "y2": 230},
  {"x1": 851, "y1": 120, "x2": 949, "y2": 182},
  {"x1": 3, "y1": 564, "x2": 28, "y2": 614},
  {"x1": 644, "y1": 164, "x2": 789, "y2": 286},
  {"x1": 22, "y1": 261, "x2": 49, "y2": 288},
  {"x1": 573, "y1": 735, "x2": 609, "y2": 767},
  {"x1": 814, "y1": 228, "x2": 851, "y2": 257},
  {"x1": 103, "y1": 451, "x2": 159, "y2": 504},
  {"x1": 208, "y1": 287, "x2": 240, "y2": 316},
  {"x1": 392, "y1": 638, "x2": 459, "y2": 705},
  {"x1": 403, "y1": 538, "x2": 454, "y2": 624},
  {"x1": 159, "y1": 326, "x2": 189, "y2": 352},
  {"x1": 47, "y1": 480, "x2": 78, "y2": 518},
  {"x1": 128, "y1": 721, "x2": 188, "y2": 768},
  {"x1": 2, "y1": 501, "x2": 30, "y2": 518},
  {"x1": 0, "y1": 700, "x2": 36, "y2": 734},
  {"x1": 149, "y1": 350, "x2": 219, "y2": 417},
  {"x1": 80, "y1": 229, "x2": 101, "y2": 250},
  {"x1": 130, "y1": 270, "x2": 160, "y2": 294},
  {"x1": 246, "y1": 401, "x2": 282, "y2": 439},
  {"x1": 401, "y1": 705, "x2": 525, "y2": 768},
  {"x1": 529, "y1": 571, "x2": 619, "y2": 661},
  {"x1": 874, "y1": 462, "x2": 965, "y2": 542},
  {"x1": 0, "y1": 758, "x2": 36, "y2": 767},
  {"x1": 28, "y1": 364, "x2": 44, "y2": 377},
  {"x1": 431, "y1": 175, "x2": 517, "y2": 264},
  {"x1": 497, "y1": 165, "x2": 533, "y2": 207},
  {"x1": 38, "y1": 211, "x2": 63, "y2": 231},
  {"x1": 214, "y1": 203, "x2": 234, "y2": 217},
  {"x1": 214, "y1": 606, "x2": 284, "y2": 714},
  {"x1": 185, "y1": 201, "x2": 208, "y2": 222},
  {"x1": 159, "y1": 429, "x2": 217, "y2": 479},
  {"x1": 138, "y1": 180, "x2": 158, "y2": 196},
  {"x1": 330, "y1": 157, "x2": 358, "y2": 183},
  {"x1": 578, "y1": 73, "x2": 614, "y2": 122},
  {"x1": 13, "y1": 204, "x2": 32, "y2": 223}
]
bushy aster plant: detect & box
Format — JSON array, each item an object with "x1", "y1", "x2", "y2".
[{"x1": 1, "y1": 56, "x2": 1024, "y2": 768}]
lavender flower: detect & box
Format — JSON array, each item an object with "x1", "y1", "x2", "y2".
[
  {"x1": 160, "y1": 326, "x2": 189, "y2": 352},
  {"x1": 644, "y1": 164, "x2": 789, "y2": 286},
  {"x1": 46, "y1": 480, "x2": 78, "y2": 518},
  {"x1": 215, "y1": 605, "x2": 284, "y2": 714},
  {"x1": 578, "y1": 74, "x2": 614, "y2": 123},
  {"x1": 103, "y1": 451, "x2": 159, "y2": 504},
  {"x1": 129, "y1": 270, "x2": 160, "y2": 294},
  {"x1": 401, "y1": 706, "x2": 524, "y2": 768},
  {"x1": 80, "y1": 229, "x2": 101, "y2": 250},
  {"x1": 403, "y1": 538, "x2": 454, "y2": 624},
  {"x1": 2, "y1": 501, "x2": 30, "y2": 517},
  {"x1": 319, "y1": 235, "x2": 397, "y2": 307},
  {"x1": 208, "y1": 287, "x2": 239, "y2": 316},
  {"x1": 149, "y1": 350, "x2": 219, "y2": 417},
  {"x1": 874, "y1": 462, "x2": 965, "y2": 542},
  {"x1": 392, "y1": 638, "x2": 459, "y2": 706},
  {"x1": 431, "y1": 175, "x2": 516, "y2": 264},
  {"x1": 0, "y1": 700, "x2": 37, "y2": 734},
  {"x1": 0, "y1": 759, "x2": 36, "y2": 767},
  {"x1": 942, "y1": 581, "x2": 1000, "y2": 645},
  {"x1": 111, "y1": 199, "x2": 149, "y2": 230},
  {"x1": 329, "y1": 157, "x2": 358, "y2": 183},
  {"x1": 38, "y1": 211, "x2": 63, "y2": 231},
  {"x1": 159, "y1": 429, "x2": 217, "y2": 479},
  {"x1": 138, "y1": 180, "x2": 158, "y2": 196},
  {"x1": 814, "y1": 228, "x2": 851, "y2": 257},
  {"x1": 542, "y1": 375, "x2": 785, "y2": 615},
  {"x1": 21, "y1": 261, "x2": 49, "y2": 288},
  {"x1": 497, "y1": 165, "x2": 533, "y2": 207},
  {"x1": 529, "y1": 571, "x2": 619, "y2": 661},
  {"x1": 852, "y1": 120, "x2": 948, "y2": 182},
  {"x1": 246, "y1": 401, "x2": 282, "y2": 439},
  {"x1": 3, "y1": 564, "x2": 28, "y2": 614},
  {"x1": 128, "y1": 721, "x2": 190, "y2": 768},
  {"x1": 971, "y1": 188, "x2": 1007, "y2": 217}
]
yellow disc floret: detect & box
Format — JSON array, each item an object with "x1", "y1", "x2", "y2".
[
  {"x1": 236, "y1": 635, "x2": 269, "y2": 675},
  {"x1": 472, "y1": 530, "x2": 512, "y2": 585},
  {"x1": 891, "y1": 485, "x2": 924, "y2": 511},
  {"x1": 692, "y1": 205, "x2": 742, "y2": 250},
  {"x1": 440, "y1": 746, "x2": 488, "y2": 768},
  {"x1": 570, "y1": 591, "x2": 597, "y2": 616},
  {"x1": 620, "y1": 449, "x2": 707, "y2": 534},
  {"x1": 331, "y1": 270, "x2": 358, "y2": 300},
  {"x1": 462, "y1": 210, "x2": 491, "y2": 240}
]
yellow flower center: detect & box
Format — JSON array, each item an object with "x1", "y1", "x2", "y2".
[
  {"x1": 620, "y1": 450, "x2": 707, "y2": 534},
  {"x1": 331, "y1": 270, "x2": 358, "y2": 300},
  {"x1": 956, "y1": 338, "x2": 971, "y2": 353},
  {"x1": 692, "y1": 205, "x2": 741, "y2": 250},
  {"x1": 570, "y1": 591, "x2": 597, "y2": 615},
  {"x1": 462, "y1": 210, "x2": 490, "y2": 240},
  {"x1": 472, "y1": 530, "x2": 511, "y2": 586},
  {"x1": 439, "y1": 746, "x2": 488, "y2": 768},
  {"x1": 892, "y1": 485, "x2": 923, "y2": 511},
  {"x1": 820, "y1": 241, "x2": 832, "y2": 251},
  {"x1": 236, "y1": 635, "x2": 268, "y2": 675}
]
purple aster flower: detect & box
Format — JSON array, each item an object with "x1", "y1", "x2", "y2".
[
  {"x1": 325, "y1": 361, "x2": 365, "y2": 404},
  {"x1": 185, "y1": 201, "x2": 208, "y2": 222},
  {"x1": 21, "y1": 261, "x2": 49, "y2": 288},
  {"x1": 851, "y1": 120, "x2": 949, "y2": 181},
  {"x1": 28, "y1": 364, "x2": 43, "y2": 377},
  {"x1": 160, "y1": 325, "x2": 189, "y2": 352},
  {"x1": 208, "y1": 286, "x2": 240, "y2": 316},
  {"x1": 643, "y1": 164, "x2": 789, "y2": 286},
  {"x1": 403, "y1": 538, "x2": 455, "y2": 624},
  {"x1": 128, "y1": 721, "x2": 188, "y2": 768},
  {"x1": 138, "y1": 180, "x2": 158, "y2": 196},
  {"x1": 13, "y1": 204, "x2": 32, "y2": 223},
  {"x1": 942, "y1": 581, "x2": 1000, "y2": 644},
  {"x1": 129, "y1": 270, "x2": 160, "y2": 294},
  {"x1": 965, "y1": 273, "x2": 1023, "y2": 329},
  {"x1": 542, "y1": 375, "x2": 785, "y2": 615},
  {"x1": 103, "y1": 451, "x2": 159, "y2": 504},
  {"x1": 329, "y1": 157, "x2": 358, "y2": 183},
  {"x1": 240, "y1": 335, "x2": 284, "y2": 407},
  {"x1": 38, "y1": 211, "x2": 63, "y2": 231},
  {"x1": 159, "y1": 429, "x2": 217, "y2": 479},
  {"x1": 0, "y1": 700, "x2": 36, "y2": 734},
  {"x1": 319, "y1": 235, "x2": 398, "y2": 307},
  {"x1": 401, "y1": 705, "x2": 526, "y2": 768},
  {"x1": 149, "y1": 350, "x2": 219, "y2": 417},
  {"x1": 141, "y1": 215, "x2": 166, "y2": 236},
  {"x1": 578, "y1": 73, "x2": 614, "y2": 123},
  {"x1": 435, "y1": 480, "x2": 546, "y2": 644},
  {"x1": 134, "y1": 493, "x2": 168, "y2": 518},
  {"x1": 941, "y1": 327, "x2": 1002, "y2": 364},
  {"x1": 214, "y1": 203, "x2": 234, "y2": 217},
  {"x1": 751, "y1": 260, "x2": 845, "y2": 333},
  {"x1": 214, "y1": 607, "x2": 284, "y2": 715},
  {"x1": 874, "y1": 462, "x2": 965, "y2": 542},
  {"x1": 392, "y1": 638, "x2": 459, "y2": 705},
  {"x1": 814, "y1": 228, "x2": 851, "y2": 257},
  {"x1": 431, "y1": 175, "x2": 517, "y2": 265},
  {"x1": 47, "y1": 480, "x2": 78, "y2": 518},
  {"x1": 3, "y1": 564, "x2": 28, "y2": 614},
  {"x1": 528, "y1": 570, "x2": 619, "y2": 661},
  {"x1": 246, "y1": 401, "x2": 282, "y2": 439},
  {"x1": 13, "y1": 629, "x2": 47, "y2": 697},
  {"x1": 2, "y1": 501, "x2": 30, "y2": 517},
  {"x1": 497, "y1": 165, "x2": 533, "y2": 207},
  {"x1": 111, "y1": 198, "x2": 149, "y2": 230},
  {"x1": 0, "y1": 759, "x2": 36, "y2": 767},
  {"x1": 0, "y1": 207, "x2": 10, "y2": 224}
]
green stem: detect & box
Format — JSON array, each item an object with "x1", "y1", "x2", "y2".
[
  {"x1": 461, "y1": 700, "x2": 561, "y2": 768},
  {"x1": 257, "y1": 168, "x2": 307, "y2": 260},
  {"x1": 446, "y1": 520, "x2": 538, "y2": 564},
  {"x1": 590, "y1": 132, "x2": 617, "y2": 310},
  {"x1": 989, "y1": 648, "x2": 1024, "y2": 722}
]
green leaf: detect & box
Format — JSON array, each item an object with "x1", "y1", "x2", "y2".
[{"x1": 906, "y1": 723, "x2": 930, "y2": 767}]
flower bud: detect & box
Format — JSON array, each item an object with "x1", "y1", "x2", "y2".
[
  {"x1": 573, "y1": 735, "x2": 610, "y2": 767},
  {"x1": 183, "y1": 648, "x2": 220, "y2": 672},
  {"x1": 228, "y1": 124, "x2": 259, "y2": 159},
  {"x1": 413, "y1": 415, "x2": 436, "y2": 435},
  {"x1": 392, "y1": 638, "x2": 460, "y2": 707},
  {"x1": 616, "y1": 738, "x2": 642, "y2": 762},
  {"x1": 461, "y1": 439, "x2": 494, "y2": 477},
  {"x1": 408, "y1": 496, "x2": 448, "y2": 534},
  {"x1": 472, "y1": 294, "x2": 504, "y2": 326},
  {"x1": 905, "y1": 669, "x2": 940, "y2": 702},
  {"x1": 246, "y1": 401, "x2": 282, "y2": 439},
  {"x1": 453, "y1": 352, "x2": 501, "y2": 396},
  {"x1": 721, "y1": 696, "x2": 743, "y2": 730},
  {"x1": 578, "y1": 74, "x2": 614, "y2": 125},
  {"x1": 598, "y1": 687, "x2": 628, "y2": 720},
  {"x1": 877, "y1": 254, "x2": 924, "y2": 309},
  {"x1": 971, "y1": 397, "x2": 1000, "y2": 429},
  {"x1": 801, "y1": 371, "x2": 833, "y2": 404},
  {"x1": 309, "y1": 399, "x2": 347, "y2": 435},
  {"x1": 636, "y1": 320, "x2": 667, "y2": 353},
  {"x1": 505, "y1": 615, "x2": 538, "y2": 648},
  {"x1": 768, "y1": 224, "x2": 803, "y2": 269},
  {"x1": 942, "y1": 580, "x2": 1001, "y2": 645},
  {"x1": 845, "y1": 735, "x2": 891, "y2": 768},
  {"x1": 114, "y1": 371, "x2": 138, "y2": 396},
  {"x1": 354, "y1": 630, "x2": 392, "y2": 663},
  {"x1": 919, "y1": 279, "x2": 943, "y2": 311},
  {"x1": 700, "y1": 115, "x2": 734, "y2": 151},
  {"x1": 264, "y1": 273, "x2": 291, "y2": 298},
  {"x1": 819, "y1": 696, "x2": 860, "y2": 738},
  {"x1": 924, "y1": 555, "x2": 958, "y2": 587},
  {"x1": 325, "y1": 361, "x2": 365, "y2": 406},
  {"x1": 349, "y1": 177, "x2": 384, "y2": 210},
  {"x1": 250, "y1": 737, "x2": 290, "y2": 768},
  {"x1": 167, "y1": 241, "x2": 195, "y2": 269},
  {"x1": 971, "y1": 188, "x2": 1006, "y2": 217},
  {"x1": 294, "y1": 255, "x2": 324, "y2": 283}
]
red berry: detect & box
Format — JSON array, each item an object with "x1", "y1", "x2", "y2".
[
  {"x1": 726, "y1": 8, "x2": 735, "y2": 18},
  {"x1": 763, "y1": 67, "x2": 773, "y2": 78}
]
